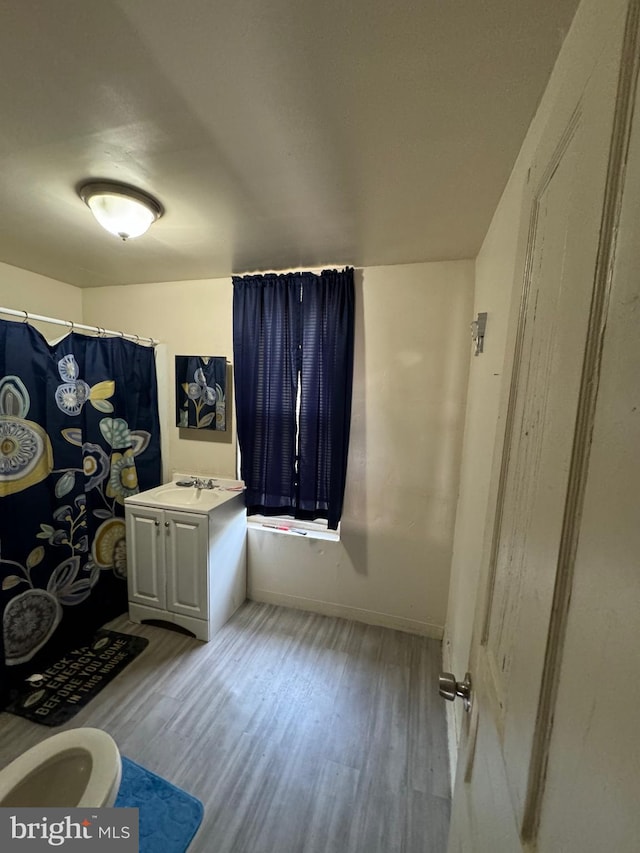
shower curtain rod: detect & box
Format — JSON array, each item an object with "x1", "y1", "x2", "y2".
[{"x1": 0, "y1": 306, "x2": 159, "y2": 345}]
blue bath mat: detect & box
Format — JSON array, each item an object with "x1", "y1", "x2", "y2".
[{"x1": 115, "y1": 756, "x2": 204, "y2": 853}]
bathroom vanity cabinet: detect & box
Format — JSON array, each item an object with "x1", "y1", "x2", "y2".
[{"x1": 124, "y1": 480, "x2": 246, "y2": 641}]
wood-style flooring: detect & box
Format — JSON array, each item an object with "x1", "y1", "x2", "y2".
[{"x1": 0, "y1": 601, "x2": 451, "y2": 852}]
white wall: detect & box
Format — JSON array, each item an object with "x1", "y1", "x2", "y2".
[
  {"x1": 83, "y1": 277, "x2": 236, "y2": 481},
  {"x1": 249, "y1": 262, "x2": 473, "y2": 635},
  {"x1": 84, "y1": 260, "x2": 474, "y2": 636},
  {"x1": 0, "y1": 260, "x2": 83, "y2": 338}
]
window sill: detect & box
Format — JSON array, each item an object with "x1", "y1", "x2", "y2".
[{"x1": 247, "y1": 517, "x2": 340, "y2": 542}]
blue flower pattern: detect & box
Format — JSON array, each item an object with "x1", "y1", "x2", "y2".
[{"x1": 55, "y1": 355, "x2": 91, "y2": 416}]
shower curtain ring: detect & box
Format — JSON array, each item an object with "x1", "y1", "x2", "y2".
[
  {"x1": 22, "y1": 310, "x2": 29, "y2": 323},
  {"x1": 134, "y1": 334, "x2": 140, "y2": 343}
]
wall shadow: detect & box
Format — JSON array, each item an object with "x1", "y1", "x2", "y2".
[{"x1": 340, "y1": 268, "x2": 368, "y2": 575}]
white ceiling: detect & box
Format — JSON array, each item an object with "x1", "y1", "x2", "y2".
[{"x1": 0, "y1": 0, "x2": 579, "y2": 287}]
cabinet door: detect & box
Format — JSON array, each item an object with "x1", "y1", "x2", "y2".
[
  {"x1": 165, "y1": 510, "x2": 208, "y2": 620},
  {"x1": 125, "y1": 506, "x2": 166, "y2": 610}
]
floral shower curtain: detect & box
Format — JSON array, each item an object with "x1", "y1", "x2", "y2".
[{"x1": 0, "y1": 319, "x2": 161, "y2": 684}]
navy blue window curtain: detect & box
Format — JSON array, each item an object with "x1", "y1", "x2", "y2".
[
  {"x1": 0, "y1": 319, "x2": 161, "y2": 693},
  {"x1": 232, "y1": 268, "x2": 354, "y2": 530}
]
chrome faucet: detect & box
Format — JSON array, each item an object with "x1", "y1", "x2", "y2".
[{"x1": 190, "y1": 476, "x2": 215, "y2": 489}]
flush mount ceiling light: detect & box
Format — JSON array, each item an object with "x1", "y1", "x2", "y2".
[{"x1": 78, "y1": 181, "x2": 163, "y2": 241}]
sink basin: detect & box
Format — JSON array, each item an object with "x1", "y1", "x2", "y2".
[
  {"x1": 151, "y1": 486, "x2": 218, "y2": 507},
  {"x1": 125, "y1": 478, "x2": 245, "y2": 513}
]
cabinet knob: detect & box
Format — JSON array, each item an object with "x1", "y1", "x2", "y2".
[
  {"x1": 164, "y1": 521, "x2": 170, "y2": 528},
  {"x1": 154, "y1": 520, "x2": 159, "y2": 527}
]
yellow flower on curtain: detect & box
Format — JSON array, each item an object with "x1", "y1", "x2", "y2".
[
  {"x1": 106, "y1": 449, "x2": 139, "y2": 504},
  {"x1": 92, "y1": 518, "x2": 128, "y2": 578},
  {"x1": 0, "y1": 377, "x2": 53, "y2": 497}
]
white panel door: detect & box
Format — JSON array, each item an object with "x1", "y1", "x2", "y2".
[
  {"x1": 125, "y1": 505, "x2": 166, "y2": 610},
  {"x1": 165, "y1": 510, "x2": 208, "y2": 620},
  {"x1": 534, "y1": 62, "x2": 640, "y2": 850},
  {"x1": 447, "y1": 1, "x2": 640, "y2": 850}
]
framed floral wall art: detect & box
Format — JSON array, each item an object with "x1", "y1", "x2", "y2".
[{"x1": 175, "y1": 355, "x2": 227, "y2": 430}]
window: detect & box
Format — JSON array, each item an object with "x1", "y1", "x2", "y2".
[{"x1": 232, "y1": 268, "x2": 354, "y2": 530}]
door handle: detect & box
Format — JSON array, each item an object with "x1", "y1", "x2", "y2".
[{"x1": 439, "y1": 671, "x2": 473, "y2": 712}]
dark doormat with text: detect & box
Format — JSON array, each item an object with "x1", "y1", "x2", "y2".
[{"x1": 4, "y1": 629, "x2": 148, "y2": 726}]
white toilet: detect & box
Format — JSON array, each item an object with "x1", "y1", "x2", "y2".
[{"x1": 0, "y1": 727, "x2": 122, "y2": 808}]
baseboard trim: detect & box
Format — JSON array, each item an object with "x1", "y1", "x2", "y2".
[{"x1": 247, "y1": 588, "x2": 444, "y2": 639}]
